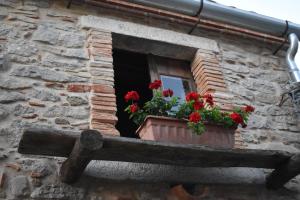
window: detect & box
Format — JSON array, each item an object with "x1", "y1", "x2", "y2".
[
  {"x1": 114, "y1": 51, "x2": 195, "y2": 137},
  {"x1": 148, "y1": 55, "x2": 195, "y2": 103},
  {"x1": 161, "y1": 75, "x2": 192, "y2": 103}
]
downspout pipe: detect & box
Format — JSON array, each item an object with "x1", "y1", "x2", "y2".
[
  {"x1": 286, "y1": 33, "x2": 300, "y2": 116},
  {"x1": 287, "y1": 33, "x2": 300, "y2": 83},
  {"x1": 127, "y1": 0, "x2": 300, "y2": 39}
]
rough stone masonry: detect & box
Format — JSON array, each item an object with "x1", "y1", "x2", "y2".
[{"x1": 0, "y1": 0, "x2": 299, "y2": 199}]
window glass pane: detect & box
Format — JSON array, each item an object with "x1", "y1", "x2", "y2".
[
  {"x1": 160, "y1": 75, "x2": 190, "y2": 103},
  {"x1": 182, "y1": 79, "x2": 191, "y2": 94}
]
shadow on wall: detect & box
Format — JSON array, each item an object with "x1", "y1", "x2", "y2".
[{"x1": 71, "y1": 161, "x2": 300, "y2": 199}]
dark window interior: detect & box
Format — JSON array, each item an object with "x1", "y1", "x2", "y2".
[{"x1": 113, "y1": 49, "x2": 152, "y2": 138}]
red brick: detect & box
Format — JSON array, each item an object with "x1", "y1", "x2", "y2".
[
  {"x1": 30, "y1": 172, "x2": 42, "y2": 178},
  {"x1": 91, "y1": 95, "x2": 116, "y2": 103},
  {"x1": 93, "y1": 92, "x2": 116, "y2": 98},
  {"x1": 67, "y1": 84, "x2": 91, "y2": 93},
  {"x1": 92, "y1": 105, "x2": 117, "y2": 114},
  {"x1": 29, "y1": 100, "x2": 46, "y2": 107},
  {"x1": 196, "y1": 76, "x2": 225, "y2": 87},
  {"x1": 22, "y1": 113, "x2": 38, "y2": 119},
  {"x1": 91, "y1": 112, "x2": 118, "y2": 124},
  {"x1": 45, "y1": 82, "x2": 64, "y2": 89},
  {"x1": 92, "y1": 84, "x2": 115, "y2": 94},
  {"x1": 5, "y1": 163, "x2": 21, "y2": 171},
  {"x1": 92, "y1": 100, "x2": 117, "y2": 107},
  {"x1": 91, "y1": 123, "x2": 120, "y2": 136}
]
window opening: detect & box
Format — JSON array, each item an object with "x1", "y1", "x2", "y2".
[{"x1": 113, "y1": 49, "x2": 152, "y2": 138}]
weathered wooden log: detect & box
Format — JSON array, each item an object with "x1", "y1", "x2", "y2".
[
  {"x1": 59, "y1": 130, "x2": 103, "y2": 183},
  {"x1": 18, "y1": 128, "x2": 79, "y2": 157},
  {"x1": 266, "y1": 154, "x2": 300, "y2": 189},
  {"x1": 18, "y1": 128, "x2": 292, "y2": 169}
]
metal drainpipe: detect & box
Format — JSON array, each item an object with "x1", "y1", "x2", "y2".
[
  {"x1": 287, "y1": 33, "x2": 300, "y2": 82},
  {"x1": 285, "y1": 33, "x2": 300, "y2": 115}
]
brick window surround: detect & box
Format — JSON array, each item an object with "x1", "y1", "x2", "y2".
[
  {"x1": 69, "y1": 28, "x2": 244, "y2": 148},
  {"x1": 191, "y1": 50, "x2": 244, "y2": 149},
  {"x1": 68, "y1": 29, "x2": 119, "y2": 136}
]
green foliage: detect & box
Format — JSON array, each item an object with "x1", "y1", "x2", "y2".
[
  {"x1": 124, "y1": 83, "x2": 255, "y2": 135},
  {"x1": 143, "y1": 90, "x2": 179, "y2": 117},
  {"x1": 175, "y1": 101, "x2": 193, "y2": 119},
  {"x1": 125, "y1": 90, "x2": 179, "y2": 126},
  {"x1": 187, "y1": 121, "x2": 205, "y2": 135}
]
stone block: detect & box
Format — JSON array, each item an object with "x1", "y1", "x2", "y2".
[
  {"x1": 0, "y1": 91, "x2": 25, "y2": 103},
  {"x1": 0, "y1": 105, "x2": 9, "y2": 121},
  {"x1": 55, "y1": 117, "x2": 70, "y2": 125},
  {"x1": 43, "y1": 105, "x2": 89, "y2": 120},
  {"x1": 0, "y1": 7, "x2": 7, "y2": 20},
  {"x1": 30, "y1": 183, "x2": 85, "y2": 199},
  {"x1": 67, "y1": 96, "x2": 88, "y2": 106},
  {"x1": 14, "y1": 104, "x2": 35, "y2": 116},
  {"x1": 28, "y1": 89, "x2": 61, "y2": 102},
  {"x1": 32, "y1": 25, "x2": 59, "y2": 44},
  {"x1": 59, "y1": 32, "x2": 85, "y2": 48},
  {"x1": 24, "y1": 0, "x2": 50, "y2": 8},
  {"x1": 11, "y1": 65, "x2": 88, "y2": 82},
  {"x1": 42, "y1": 53, "x2": 86, "y2": 69},
  {"x1": 10, "y1": 176, "x2": 30, "y2": 198},
  {"x1": 7, "y1": 40, "x2": 38, "y2": 57},
  {"x1": 0, "y1": 0, "x2": 18, "y2": 8}
]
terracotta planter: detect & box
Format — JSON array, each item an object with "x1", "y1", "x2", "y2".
[{"x1": 136, "y1": 115, "x2": 236, "y2": 148}]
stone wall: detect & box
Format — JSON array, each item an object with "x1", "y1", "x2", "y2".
[{"x1": 0, "y1": 0, "x2": 299, "y2": 199}]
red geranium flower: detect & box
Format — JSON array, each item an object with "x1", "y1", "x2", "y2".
[
  {"x1": 230, "y1": 112, "x2": 243, "y2": 124},
  {"x1": 130, "y1": 104, "x2": 139, "y2": 113},
  {"x1": 124, "y1": 91, "x2": 140, "y2": 102},
  {"x1": 193, "y1": 101, "x2": 204, "y2": 110},
  {"x1": 206, "y1": 99, "x2": 214, "y2": 106},
  {"x1": 189, "y1": 112, "x2": 201, "y2": 123},
  {"x1": 149, "y1": 80, "x2": 162, "y2": 90},
  {"x1": 163, "y1": 89, "x2": 173, "y2": 97},
  {"x1": 186, "y1": 92, "x2": 199, "y2": 102},
  {"x1": 203, "y1": 93, "x2": 214, "y2": 106},
  {"x1": 244, "y1": 105, "x2": 255, "y2": 113}
]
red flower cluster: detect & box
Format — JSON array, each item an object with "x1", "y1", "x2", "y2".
[
  {"x1": 229, "y1": 112, "x2": 243, "y2": 124},
  {"x1": 193, "y1": 101, "x2": 204, "y2": 110},
  {"x1": 130, "y1": 104, "x2": 139, "y2": 113},
  {"x1": 124, "y1": 91, "x2": 140, "y2": 102},
  {"x1": 189, "y1": 112, "x2": 201, "y2": 123},
  {"x1": 163, "y1": 89, "x2": 173, "y2": 97},
  {"x1": 204, "y1": 93, "x2": 214, "y2": 106},
  {"x1": 186, "y1": 92, "x2": 199, "y2": 102},
  {"x1": 149, "y1": 80, "x2": 162, "y2": 90},
  {"x1": 244, "y1": 105, "x2": 255, "y2": 113}
]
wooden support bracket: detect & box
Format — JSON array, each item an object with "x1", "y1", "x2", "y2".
[
  {"x1": 59, "y1": 130, "x2": 103, "y2": 183},
  {"x1": 266, "y1": 154, "x2": 300, "y2": 190}
]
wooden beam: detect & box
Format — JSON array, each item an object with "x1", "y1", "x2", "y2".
[
  {"x1": 18, "y1": 128, "x2": 292, "y2": 169},
  {"x1": 60, "y1": 130, "x2": 103, "y2": 183},
  {"x1": 266, "y1": 154, "x2": 300, "y2": 189}
]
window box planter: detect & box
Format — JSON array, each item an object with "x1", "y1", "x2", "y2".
[{"x1": 136, "y1": 115, "x2": 236, "y2": 148}]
